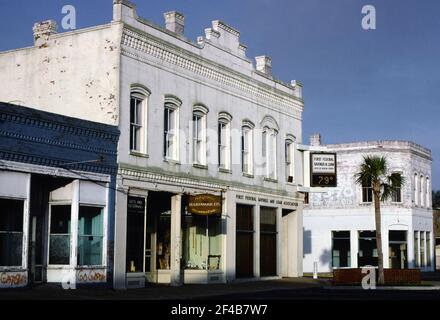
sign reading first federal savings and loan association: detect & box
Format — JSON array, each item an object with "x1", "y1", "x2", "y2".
[
  {"x1": 188, "y1": 194, "x2": 222, "y2": 216},
  {"x1": 310, "y1": 153, "x2": 337, "y2": 187}
]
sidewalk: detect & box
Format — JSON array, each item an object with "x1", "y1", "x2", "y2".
[{"x1": 0, "y1": 277, "x2": 326, "y2": 300}]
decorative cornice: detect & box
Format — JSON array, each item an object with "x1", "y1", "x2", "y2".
[
  {"x1": 212, "y1": 20, "x2": 240, "y2": 38},
  {"x1": 0, "y1": 111, "x2": 119, "y2": 143},
  {"x1": 121, "y1": 28, "x2": 303, "y2": 119},
  {"x1": 0, "y1": 151, "x2": 117, "y2": 175},
  {"x1": 118, "y1": 164, "x2": 301, "y2": 201},
  {"x1": 0, "y1": 130, "x2": 116, "y2": 156}
]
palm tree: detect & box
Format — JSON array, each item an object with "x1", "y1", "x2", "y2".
[{"x1": 355, "y1": 155, "x2": 405, "y2": 285}]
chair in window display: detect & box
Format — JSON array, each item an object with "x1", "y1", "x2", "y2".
[{"x1": 208, "y1": 255, "x2": 221, "y2": 270}]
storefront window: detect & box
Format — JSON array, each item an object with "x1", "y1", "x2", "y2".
[
  {"x1": 126, "y1": 197, "x2": 146, "y2": 273},
  {"x1": 414, "y1": 231, "x2": 419, "y2": 267},
  {"x1": 182, "y1": 214, "x2": 222, "y2": 270},
  {"x1": 49, "y1": 205, "x2": 71, "y2": 265},
  {"x1": 332, "y1": 231, "x2": 351, "y2": 268},
  {"x1": 421, "y1": 231, "x2": 426, "y2": 267},
  {"x1": 389, "y1": 231, "x2": 407, "y2": 269},
  {"x1": 427, "y1": 232, "x2": 432, "y2": 267},
  {"x1": 358, "y1": 231, "x2": 377, "y2": 267},
  {"x1": 0, "y1": 199, "x2": 24, "y2": 267},
  {"x1": 260, "y1": 207, "x2": 277, "y2": 277},
  {"x1": 157, "y1": 211, "x2": 171, "y2": 270},
  {"x1": 77, "y1": 206, "x2": 104, "y2": 266}
]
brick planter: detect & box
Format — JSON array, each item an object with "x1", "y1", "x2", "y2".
[{"x1": 333, "y1": 268, "x2": 421, "y2": 285}]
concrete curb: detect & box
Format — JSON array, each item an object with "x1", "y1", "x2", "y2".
[{"x1": 324, "y1": 285, "x2": 440, "y2": 291}]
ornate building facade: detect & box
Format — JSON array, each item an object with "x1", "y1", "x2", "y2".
[
  {"x1": 303, "y1": 135, "x2": 434, "y2": 274},
  {"x1": 0, "y1": 0, "x2": 306, "y2": 288}
]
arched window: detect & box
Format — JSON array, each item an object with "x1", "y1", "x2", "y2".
[
  {"x1": 130, "y1": 85, "x2": 150, "y2": 153},
  {"x1": 426, "y1": 177, "x2": 431, "y2": 208},
  {"x1": 420, "y1": 174, "x2": 424, "y2": 207},
  {"x1": 241, "y1": 120, "x2": 254, "y2": 175},
  {"x1": 163, "y1": 95, "x2": 181, "y2": 161},
  {"x1": 391, "y1": 172, "x2": 402, "y2": 203},
  {"x1": 261, "y1": 116, "x2": 279, "y2": 180},
  {"x1": 192, "y1": 104, "x2": 209, "y2": 166},
  {"x1": 414, "y1": 173, "x2": 419, "y2": 206},
  {"x1": 218, "y1": 112, "x2": 232, "y2": 170},
  {"x1": 285, "y1": 134, "x2": 296, "y2": 183}
]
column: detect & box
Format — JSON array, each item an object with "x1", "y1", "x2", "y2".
[
  {"x1": 382, "y1": 229, "x2": 390, "y2": 269},
  {"x1": 287, "y1": 206, "x2": 303, "y2": 277},
  {"x1": 350, "y1": 230, "x2": 358, "y2": 268},
  {"x1": 225, "y1": 191, "x2": 236, "y2": 282},
  {"x1": 253, "y1": 205, "x2": 260, "y2": 278},
  {"x1": 113, "y1": 177, "x2": 128, "y2": 290},
  {"x1": 71, "y1": 180, "x2": 80, "y2": 280},
  {"x1": 170, "y1": 194, "x2": 182, "y2": 286},
  {"x1": 407, "y1": 229, "x2": 415, "y2": 269},
  {"x1": 296, "y1": 208, "x2": 304, "y2": 277},
  {"x1": 276, "y1": 207, "x2": 282, "y2": 277}
]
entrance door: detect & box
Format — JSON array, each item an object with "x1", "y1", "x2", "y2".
[
  {"x1": 236, "y1": 204, "x2": 254, "y2": 278},
  {"x1": 29, "y1": 216, "x2": 44, "y2": 283},
  {"x1": 260, "y1": 207, "x2": 277, "y2": 277},
  {"x1": 389, "y1": 230, "x2": 407, "y2": 269}
]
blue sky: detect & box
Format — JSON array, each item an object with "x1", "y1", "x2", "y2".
[{"x1": 0, "y1": 0, "x2": 439, "y2": 188}]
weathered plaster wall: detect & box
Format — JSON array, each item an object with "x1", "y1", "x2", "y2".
[{"x1": 0, "y1": 24, "x2": 122, "y2": 125}]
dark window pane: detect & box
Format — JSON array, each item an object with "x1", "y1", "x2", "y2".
[
  {"x1": 49, "y1": 235, "x2": 70, "y2": 265},
  {"x1": 78, "y1": 206, "x2": 103, "y2": 266},
  {"x1": 236, "y1": 205, "x2": 253, "y2": 232},
  {"x1": 333, "y1": 231, "x2": 350, "y2": 239},
  {"x1": 358, "y1": 231, "x2": 378, "y2": 267},
  {"x1": 332, "y1": 231, "x2": 350, "y2": 268},
  {"x1": 0, "y1": 199, "x2": 23, "y2": 232},
  {"x1": 126, "y1": 197, "x2": 146, "y2": 273},
  {"x1": 0, "y1": 233, "x2": 23, "y2": 266},
  {"x1": 78, "y1": 236, "x2": 103, "y2": 266},
  {"x1": 130, "y1": 98, "x2": 136, "y2": 123},
  {"x1": 50, "y1": 206, "x2": 71, "y2": 234},
  {"x1": 260, "y1": 207, "x2": 276, "y2": 233},
  {"x1": 0, "y1": 199, "x2": 24, "y2": 266}
]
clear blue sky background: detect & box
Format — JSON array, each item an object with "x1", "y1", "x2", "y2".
[{"x1": 0, "y1": 0, "x2": 439, "y2": 188}]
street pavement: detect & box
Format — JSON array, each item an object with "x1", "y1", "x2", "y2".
[{"x1": 1, "y1": 276, "x2": 440, "y2": 300}]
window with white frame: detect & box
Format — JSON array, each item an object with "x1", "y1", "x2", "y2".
[
  {"x1": 420, "y1": 174, "x2": 424, "y2": 207},
  {"x1": 0, "y1": 199, "x2": 24, "y2": 267},
  {"x1": 260, "y1": 116, "x2": 279, "y2": 180},
  {"x1": 49, "y1": 205, "x2": 71, "y2": 265},
  {"x1": 285, "y1": 137, "x2": 295, "y2": 183},
  {"x1": 77, "y1": 206, "x2": 104, "y2": 266},
  {"x1": 218, "y1": 113, "x2": 232, "y2": 170},
  {"x1": 391, "y1": 172, "x2": 402, "y2": 203},
  {"x1": 192, "y1": 106, "x2": 208, "y2": 166},
  {"x1": 241, "y1": 124, "x2": 253, "y2": 175},
  {"x1": 427, "y1": 231, "x2": 432, "y2": 267},
  {"x1": 414, "y1": 173, "x2": 419, "y2": 206},
  {"x1": 130, "y1": 86, "x2": 149, "y2": 153},
  {"x1": 426, "y1": 177, "x2": 430, "y2": 208},
  {"x1": 362, "y1": 178, "x2": 373, "y2": 203},
  {"x1": 262, "y1": 127, "x2": 278, "y2": 180},
  {"x1": 163, "y1": 97, "x2": 181, "y2": 161}
]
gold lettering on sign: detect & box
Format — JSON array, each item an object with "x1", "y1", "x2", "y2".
[{"x1": 188, "y1": 194, "x2": 222, "y2": 216}]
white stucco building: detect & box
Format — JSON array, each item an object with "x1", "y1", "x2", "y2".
[
  {"x1": 303, "y1": 134, "x2": 434, "y2": 274},
  {"x1": 0, "y1": 0, "x2": 306, "y2": 288}
]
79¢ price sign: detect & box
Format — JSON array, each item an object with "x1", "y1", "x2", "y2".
[{"x1": 310, "y1": 153, "x2": 337, "y2": 187}]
